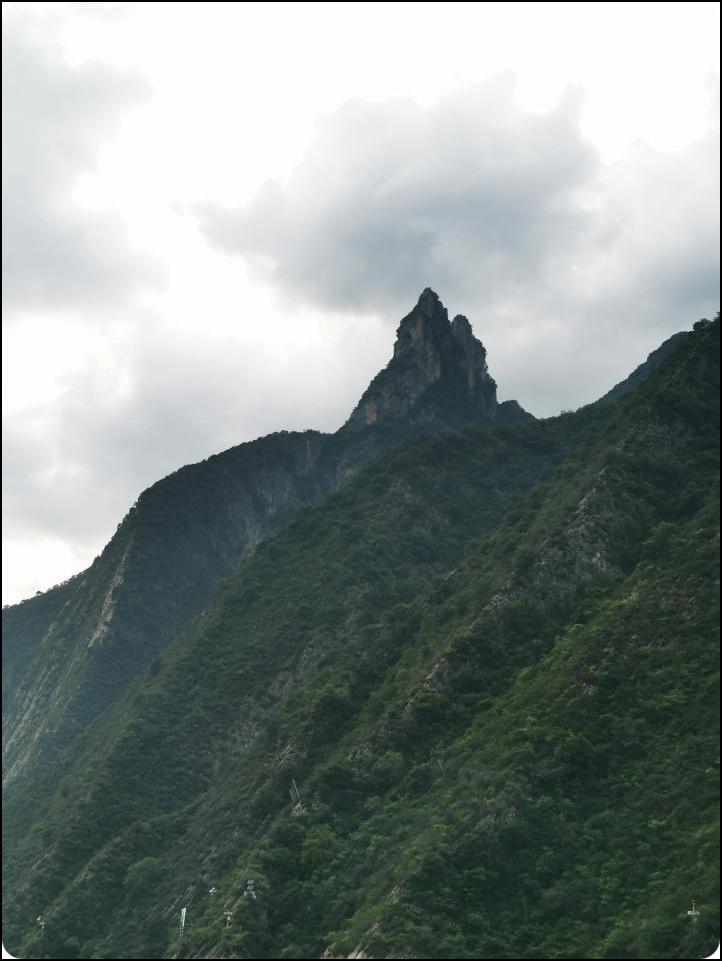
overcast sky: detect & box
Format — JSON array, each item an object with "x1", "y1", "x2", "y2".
[{"x1": 2, "y1": 1, "x2": 720, "y2": 604}]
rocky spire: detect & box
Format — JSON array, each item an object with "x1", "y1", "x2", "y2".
[
  {"x1": 345, "y1": 289, "x2": 515, "y2": 431},
  {"x1": 450, "y1": 314, "x2": 491, "y2": 394}
]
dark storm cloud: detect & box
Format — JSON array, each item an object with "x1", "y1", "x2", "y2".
[{"x1": 2, "y1": 16, "x2": 158, "y2": 316}]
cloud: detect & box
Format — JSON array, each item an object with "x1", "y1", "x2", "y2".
[
  {"x1": 194, "y1": 76, "x2": 719, "y2": 415},
  {"x1": 582, "y1": 133, "x2": 720, "y2": 317},
  {"x1": 3, "y1": 57, "x2": 719, "y2": 602},
  {"x1": 195, "y1": 77, "x2": 602, "y2": 314},
  {"x1": 2, "y1": 13, "x2": 157, "y2": 317},
  {"x1": 2, "y1": 312, "x2": 385, "y2": 563}
]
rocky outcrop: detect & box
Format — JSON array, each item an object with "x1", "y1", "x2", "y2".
[{"x1": 345, "y1": 289, "x2": 505, "y2": 430}]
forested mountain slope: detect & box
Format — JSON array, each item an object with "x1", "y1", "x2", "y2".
[
  {"x1": 2, "y1": 317, "x2": 718, "y2": 959},
  {"x1": 599, "y1": 330, "x2": 691, "y2": 404},
  {"x1": 2, "y1": 290, "x2": 529, "y2": 789}
]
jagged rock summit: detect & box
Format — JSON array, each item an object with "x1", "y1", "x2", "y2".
[{"x1": 346, "y1": 288, "x2": 529, "y2": 430}]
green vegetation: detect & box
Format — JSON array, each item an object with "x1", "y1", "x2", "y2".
[
  {"x1": 2, "y1": 319, "x2": 719, "y2": 959},
  {"x1": 1, "y1": 430, "x2": 334, "y2": 783}
]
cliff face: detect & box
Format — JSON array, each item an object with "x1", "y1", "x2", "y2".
[
  {"x1": 2, "y1": 290, "x2": 529, "y2": 787},
  {"x1": 346, "y1": 289, "x2": 502, "y2": 430}
]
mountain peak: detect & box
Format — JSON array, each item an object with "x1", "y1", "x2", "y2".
[
  {"x1": 416, "y1": 286, "x2": 445, "y2": 318},
  {"x1": 344, "y1": 291, "x2": 524, "y2": 431},
  {"x1": 392, "y1": 288, "x2": 451, "y2": 364},
  {"x1": 450, "y1": 313, "x2": 472, "y2": 336}
]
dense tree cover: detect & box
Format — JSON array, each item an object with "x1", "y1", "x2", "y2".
[
  {"x1": 2, "y1": 319, "x2": 719, "y2": 959},
  {"x1": 2, "y1": 575, "x2": 79, "y2": 701},
  {"x1": 598, "y1": 330, "x2": 691, "y2": 404},
  {"x1": 2, "y1": 388, "x2": 529, "y2": 795}
]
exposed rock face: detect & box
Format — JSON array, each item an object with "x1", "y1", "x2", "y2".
[{"x1": 346, "y1": 289, "x2": 502, "y2": 430}]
